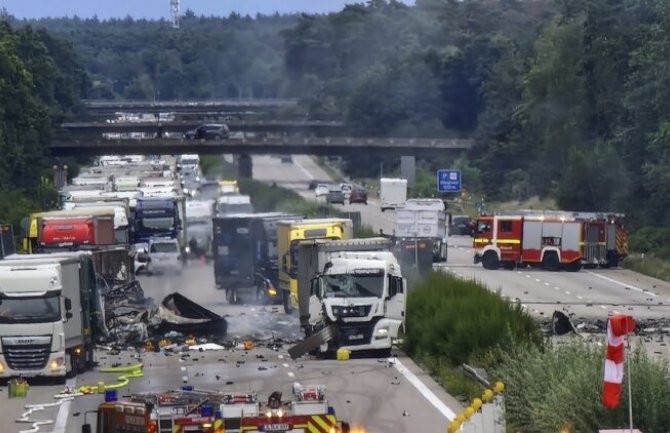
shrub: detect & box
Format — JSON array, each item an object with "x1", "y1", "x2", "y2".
[
  {"x1": 493, "y1": 339, "x2": 670, "y2": 433},
  {"x1": 405, "y1": 272, "x2": 542, "y2": 368}
]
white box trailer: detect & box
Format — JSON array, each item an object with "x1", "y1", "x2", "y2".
[
  {"x1": 394, "y1": 198, "x2": 448, "y2": 262},
  {"x1": 380, "y1": 178, "x2": 407, "y2": 211}
]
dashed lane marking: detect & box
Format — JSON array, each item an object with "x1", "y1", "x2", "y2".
[
  {"x1": 565, "y1": 291, "x2": 571, "y2": 295},
  {"x1": 535, "y1": 278, "x2": 541, "y2": 282}
]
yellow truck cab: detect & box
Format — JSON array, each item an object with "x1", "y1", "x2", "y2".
[{"x1": 277, "y1": 218, "x2": 352, "y2": 313}]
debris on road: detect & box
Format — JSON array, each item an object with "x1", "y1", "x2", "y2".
[{"x1": 155, "y1": 292, "x2": 228, "y2": 337}]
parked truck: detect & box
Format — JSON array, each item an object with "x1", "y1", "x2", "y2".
[
  {"x1": 289, "y1": 237, "x2": 406, "y2": 359},
  {"x1": 213, "y1": 213, "x2": 299, "y2": 305},
  {"x1": 0, "y1": 253, "x2": 104, "y2": 380},
  {"x1": 473, "y1": 213, "x2": 582, "y2": 271},
  {"x1": 380, "y1": 178, "x2": 407, "y2": 212},
  {"x1": 394, "y1": 198, "x2": 448, "y2": 262},
  {"x1": 215, "y1": 194, "x2": 253, "y2": 216},
  {"x1": 277, "y1": 218, "x2": 353, "y2": 314},
  {"x1": 23, "y1": 208, "x2": 117, "y2": 254},
  {"x1": 134, "y1": 196, "x2": 185, "y2": 249}
]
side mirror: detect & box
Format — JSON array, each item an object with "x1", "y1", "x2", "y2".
[
  {"x1": 82, "y1": 424, "x2": 92, "y2": 433},
  {"x1": 64, "y1": 297, "x2": 72, "y2": 311},
  {"x1": 66, "y1": 312, "x2": 73, "y2": 320}
]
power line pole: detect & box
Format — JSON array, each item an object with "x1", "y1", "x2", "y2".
[{"x1": 171, "y1": 0, "x2": 180, "y2": 29}]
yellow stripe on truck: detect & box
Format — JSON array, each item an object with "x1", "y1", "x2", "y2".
[{"x1": 474, "y1": 238, "x2": 520, "y2": 245}]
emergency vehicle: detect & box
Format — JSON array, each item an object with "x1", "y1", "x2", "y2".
[
  {"x1": 88, "y1": 385, "x2": 350, "y2": 433},
  {"x1": 473, "y1": 213, "x2": 582, "y2": 271},
  {"x1": 238, "y1": 384, "x2": 350, "y2": 433},
  {"x1": 489, "y1": 210, "x2": 628, "y2": 268}
]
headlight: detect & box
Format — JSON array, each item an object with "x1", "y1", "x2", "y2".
[
  {"x1": 268, "y1": 287, "x2": 277, "y2": 296},
  {"x1": 376, "y1": 328, "x2": 389, "y2": 336},
  {"x1": 185, "y1": 246, "x2": 191, "y2": 253}
]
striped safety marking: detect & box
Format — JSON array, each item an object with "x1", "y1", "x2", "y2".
[
  {"x1": 308, "y1": 414, "x2": 337, "y2": 433},
  {"x1": 616, "y1": 230, "x2": 628, "y2": 254}
]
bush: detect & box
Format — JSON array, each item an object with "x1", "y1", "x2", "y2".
[
  {"x1": 623, "y1": 253, "x2": 670, "y2": 283},
  {"x1": 628, "y1": 227, "x2": 670, "y2": 259},
  {"x1": 405, "y1": 272, "x2": 542, "y2": 368},
  {"x1": 493, "y1": 339, "x2": 670, "y2": 433},
  {"x1": 238, "y1": 179, "x2": 339, "y2": 217}
]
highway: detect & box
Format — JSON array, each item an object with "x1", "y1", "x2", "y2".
[
  {"x1": 0, "y1": 155, "x2": 461, "y2": 433},
  {"x1": 3, "y1": 154, "x2": 670, "y2": 433}
]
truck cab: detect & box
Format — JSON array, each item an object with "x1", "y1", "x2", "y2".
[{"x1": 307, "y1": 251, "x2": 405, "y2": 353}]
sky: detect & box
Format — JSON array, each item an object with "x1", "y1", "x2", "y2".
[{"x1": 2, "y1": 0, "x2": 415, "y2": 20}]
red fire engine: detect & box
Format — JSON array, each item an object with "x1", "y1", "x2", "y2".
[
  {"x1": 238, "y1": 384, "x2": 350, "y2": 433},
  {"x1": 473, "y1": 213, "x2": 582, "y2": 271},
  {"x1": 87, "y1": 385, "x2": 351, "y2": 433}
]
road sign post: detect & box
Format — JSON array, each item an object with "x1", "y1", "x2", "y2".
[{"x1": 437, "y1": 169, "x2": 462, "y2": 193}]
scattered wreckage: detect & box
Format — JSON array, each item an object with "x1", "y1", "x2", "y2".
[{"x1": 105, "y1": 290, "x2": 228, "y2": 347}]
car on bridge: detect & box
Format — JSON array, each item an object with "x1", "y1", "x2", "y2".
[{"x1": 184, "y1": 123, "x2": 230, "y2": 140}]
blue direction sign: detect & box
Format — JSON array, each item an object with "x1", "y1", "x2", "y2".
[{"x1": 437, "y1": 169, "x2": 462, "y2": 192}]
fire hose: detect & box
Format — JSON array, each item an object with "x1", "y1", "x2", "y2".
[{"x1": 15, "y1": 363, "x2": 144, "y2": 433}]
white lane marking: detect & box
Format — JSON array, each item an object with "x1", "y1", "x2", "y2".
[
  {"x1": 52, "y1": 377, "x2": 77, "y2": 433},
  {"x1": 278, "y1": 355, "x2": 284, "y2": 359},
  {"x1": 294, "y1": 158, "x2": 315, "y2": 180},
  {"x1": 525, "y1": 275, "x2": 531, "y2": 278},
  {"x1": 586, "y1": 271, "x2": 657, "y2": 297},
  {"x1": 180, "y1": 366, "x2": 186, "y2": 371},
  {"x1": 287, "y1": 372, "x2": 295, "y2": 378},
  {"x1": 600, "y1": 305, "x2": 607, "y2": 309},
  {"x1": 535, "y1": 278, "x2": 541, "y2": 283},
  {"x1": 545, "y1": 282, "x2": 550, "y2": 286},
  {"x1": 614, "y1": 310, "x2": 621, "y2": 314},
  {"x1": 565, "y1": 291, "x2": 571, "y2": 295},
  {"x1": 390, "y1": 358, "x2": 456, "y2": 420},
  {"x1": 554, "y1": 286, "x2": 560, "y2": 291},
  {"x1": 282, "y1": 363, "x2": 289, "y2": 368},
  {"x1": 517, "y1": 271, "x2": 522, "y2": 274},
  {"x1": 577, "y1": 295, "x2": 583, "y2": 300}
]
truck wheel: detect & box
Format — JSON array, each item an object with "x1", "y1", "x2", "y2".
[
  {"x1": 482, "y1": 251, "x2": 499, "y2": 270},
  {"x1": 65, "y1": 352, "x2": 77, "y2": 379},
  {"x1": 226, "y1": 289, "x2": 239, "y2": 304},
  {"x1": 282, "y1": 291, "x2": 293, "y2": 314},
  {"x1": 542, "y1": 252, "x2": 560, "y2": 272},
  {"x1": 565, "y1": 260, "x2": 582, "y2": 272}
]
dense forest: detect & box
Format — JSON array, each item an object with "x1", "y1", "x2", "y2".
[{"x1": 3, "y1": 0, "x2": 670, "y2": 254}]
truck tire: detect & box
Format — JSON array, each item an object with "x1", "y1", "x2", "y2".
[
  {"x1": 65, "y1": 351, "x2": 78, "y2": 379},
  {"x1": 226, "y1": 288, "x2": 239, "y2": 304},
  {"x1": 482, "y1": 251, "x2": 499, "y2": 270},
  {"x1": 282, "y1": 291, "x2": 293, "y2": 314},
  {"x1": 565, "y1": 260, "x2": 582, "y2": 272},
  {"x1": 542, "y1": 252, "x2": 560, "y2": 272}
]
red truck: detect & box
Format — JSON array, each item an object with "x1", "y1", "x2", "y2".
[
  {"x1": 473, "y1": 213, "x2": 582, "y2": 271},
  {"x1": 39, "y1": 209, "x2": 115, "y2": 251}
]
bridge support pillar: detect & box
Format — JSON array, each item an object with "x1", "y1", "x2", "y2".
[{"x1": 238, "y1": 154, "x2": 252, "y2": 178}]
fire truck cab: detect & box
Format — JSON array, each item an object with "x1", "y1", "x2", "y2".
[
  {"x1": 473, "y1": 214, "x2": 582, "y2": 271},
  {"x1": 238, "y1": 384, "x2": 350, "y2": 433}
]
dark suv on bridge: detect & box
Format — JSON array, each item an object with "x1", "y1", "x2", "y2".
[{"x1": 184, "y1": 123, "x2": 230, "y2": 140}]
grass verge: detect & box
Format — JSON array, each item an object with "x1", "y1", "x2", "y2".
[{"x1": 622, "y1": 253, "x2": 670, "y2": 282}]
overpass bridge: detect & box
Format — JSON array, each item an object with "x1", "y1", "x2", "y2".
[
  {"x1": 83, "y1": 98, "x2": 299, "y2": 115},
  {"x1": 50, "y1": 135, "x2": 473, "y2": 157},
  {"x1": 60, "y1": 120, "x2": 347, "y2": 137}
]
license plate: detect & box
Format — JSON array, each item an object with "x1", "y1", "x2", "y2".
[
  {"x1": 349, "y1": 334, "x2": 364, "y2": 340},
  {"x1": 262, "y1": 424, "x2": 290, "y2": 432}
]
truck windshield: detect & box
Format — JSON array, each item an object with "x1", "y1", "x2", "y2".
[
  {"x1": 322, "y1": 274, "x2": 384, "y2": 298},
  {"x1": 0, "y1": 293, "x2": 61, "y2": 323},
  {"x1": 140, "y1": 217, "x2": 174, "y2": 231}
]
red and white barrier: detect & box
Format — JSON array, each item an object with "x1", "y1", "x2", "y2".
[{"x1": 602, "y1": 314, "x2": 635, "y2": 408}]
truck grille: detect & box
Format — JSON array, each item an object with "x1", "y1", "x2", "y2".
[
  {"x1": 336, "y1": 324, "x2": 373, "y2": 346},
  {"x1": 5, "y1": 344, "x2": 51, "y2": 370}
]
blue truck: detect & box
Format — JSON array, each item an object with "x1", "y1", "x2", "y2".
[{"x1": 134, "y1": 197, "x2": 185, "y2": 249}]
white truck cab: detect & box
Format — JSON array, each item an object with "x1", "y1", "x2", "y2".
[{"x1": 308, "y1": 251, "x2": 405, "y2": 352}]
